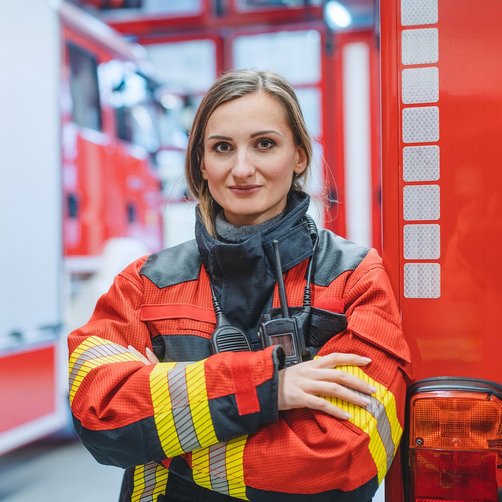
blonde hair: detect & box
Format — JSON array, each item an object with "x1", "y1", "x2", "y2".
[{"x1": 185, "y1": 69, "x2": 313, "y2": 235}]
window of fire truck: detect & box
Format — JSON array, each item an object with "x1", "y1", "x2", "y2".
[
  {"x1": 67, "y1": 43, "x2": 102, "y2": 132},
  {"x1": 112, "y1": 70, "x2": 160, "y2": 155}
]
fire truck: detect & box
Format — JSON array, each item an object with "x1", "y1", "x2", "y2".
[{"x1": 0, "y1": 0, "x2": 164, "y2": 454}]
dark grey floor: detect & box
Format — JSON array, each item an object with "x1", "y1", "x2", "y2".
[{"x1": 0, "y1": 439, "x2": 123, "y2": 501}]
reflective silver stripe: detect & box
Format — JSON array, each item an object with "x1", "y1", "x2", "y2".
[
  {"x1": 135, "y1": 462, "x2": 168, "y2": 502},
  {"x1": 366, "y1": 396, "x2": 395, "y2": 470},
  {"x1": 168, "y1": 363, "x2": 201, "y2": 451},
  {"x1": 355, "y1": 390, "x2": 396, "y2": 470},
  {"x1": 209, "y1": 443, "x2": 230, "y2": 495},
  {"x1": 68, "y1": 342, "x2": 129, "y2": 389},
  {"x1": 140, "y1": 462, "x2": 158, "y2": 501}
]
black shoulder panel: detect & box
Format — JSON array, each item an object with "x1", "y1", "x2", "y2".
[
  {"x1": 313, "y1": 230, "x2": 369, "y2": 286},
  {"x1": 140, "y1": 239, "x2": 201, "y2": 288}
]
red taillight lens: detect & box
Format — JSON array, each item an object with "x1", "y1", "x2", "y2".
[{"x1": 408, "y1": 383, "x2": 502, "y2": 502}]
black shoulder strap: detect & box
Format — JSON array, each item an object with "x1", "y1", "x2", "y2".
[
  {"x1": 313, "y1": 230, "x2": 369, "y2": 287},
  {"x1": 140, "y1": 239, "x2": 201, "y2": 288}
]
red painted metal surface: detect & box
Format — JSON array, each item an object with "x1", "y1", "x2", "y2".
[
  {"x1": 0, "y1": 346, "x2": 56, "y2": 432},
  {"x1": 61, "y1": 13, "x2": 163, "y2": 259},
  {"x1": 381, "y1": 0, "x2": 502, "y2": 499},
  {"x1": 382, "y1": 0, "x2": 502, "y2": 383}
]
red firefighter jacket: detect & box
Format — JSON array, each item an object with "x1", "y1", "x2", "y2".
[{"x1": 68, "y1": 195, "x2": 411, "y2": 502}]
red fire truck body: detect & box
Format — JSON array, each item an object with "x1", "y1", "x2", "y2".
[
  {"x1": 0, "y1": 2, "x2": 164, "y2": 454},
  {"x1": 381, "y1": 0, "x2": 502, "y2": 500}
]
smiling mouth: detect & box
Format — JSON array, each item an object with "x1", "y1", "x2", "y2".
[{"x1": 228, "y1": 185, "x2": 261, "y2": 194}]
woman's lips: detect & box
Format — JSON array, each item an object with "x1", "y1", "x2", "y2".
[{"x1": 228, "y1": 185, "x2": 261, "y2": 195}]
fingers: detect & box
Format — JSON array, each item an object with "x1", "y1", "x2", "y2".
[
  {"x1": 128, "y1": 345, "x2": 158, "y2": 365},
  {"x1": 313, "y1": 368, "x2": 376, "y2": 396},
  {"x1": 146, "y1": 347, "x2": 160, "y2": 364},
  {"x1": 314, "y1": 352, "x2": 372, "y2": 368},
  {"x1": 309, "y1": 381, "x2": 371, "y2": 408},
  {"x1": 301, "y1": 394, "x2": 353, "y2": 420}
]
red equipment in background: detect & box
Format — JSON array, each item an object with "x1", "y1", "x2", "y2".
[
  {"x1": 89, "y1": 0, "x2": 382, "y2": 250},
  {"x1": 381, "y1": 0, "x2": 502, "y2": 500},
  {"x1": 61, "y1": 3, "x2": 163, "y2": 266},
  {"x1": 0, "y1": 2, "x2": 165, "y2": 455}
]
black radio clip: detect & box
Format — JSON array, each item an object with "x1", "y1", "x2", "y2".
[{"x1": 258, "y1": 240, "x2": 310, "y2": 366}]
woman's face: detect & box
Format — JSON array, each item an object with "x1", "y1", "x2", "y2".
[{"x1": 201, "y1": 92, "x2": 307, "y2": 226}]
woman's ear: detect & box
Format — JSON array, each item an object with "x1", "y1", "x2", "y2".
[
  {"x1": 294, "y1": 146, "x2": 308, "y2": 175},
  {"x1": 200, "y1": 160, "x2": 208, "y2": 180}
]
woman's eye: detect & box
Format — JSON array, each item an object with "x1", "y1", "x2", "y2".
[
  {"x1": 214, "y1": 142, "x2": 232, "y2": 153},
  {"x1": 256, "y1": 138, "x2": 275, "y2": 150}
]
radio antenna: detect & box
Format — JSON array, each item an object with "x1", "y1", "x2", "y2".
[{"x1": 272, "y1": 240, "x2": 290, "y2": 318}]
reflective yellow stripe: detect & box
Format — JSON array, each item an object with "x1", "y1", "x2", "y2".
[
  {"x1": 185, "y1": 360, "x2": 218, "y2": 447},
  {"x1": 192, "y1": 447, "x2": 213, "y2": 490},
  {"x1": 342, "y1": 365, "x2": 403, "y2": 452},
  {"x1": 151, "y1": 463, "x2": 169, "y2": 500},
  {"x1": 323, "y1": 365, "x2": 403, "y2": 483},
  {"x1": 150, "y1": 362, "x2": 183, "y2": 457},
  {"x1": 69, "y1": 351, "x2": 139, "y2": 404},
  {"x1": 130, "y1": 463, "x2": 169, "y2": 501},
  {"x1": 131, "y1": 464, "x2": 145, "y2": 502},
  {"x1": 226, "y1": 436, "x2": 248, "y2": 500}
]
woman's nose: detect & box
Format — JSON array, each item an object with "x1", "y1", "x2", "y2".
[{"x1": 232, "y1": 149, "x2": 255, "y2": 179}]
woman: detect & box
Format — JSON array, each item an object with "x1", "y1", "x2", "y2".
[{"x1": 68, "y1": 69, "x2": 411, "y2": 501}]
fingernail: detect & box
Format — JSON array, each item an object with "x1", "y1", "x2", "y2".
[
  {"x1": 361, "y1": 357, "x2": 372, "y2": 363},
  {"x1": 146, "y1": 347, "x2": 152, "y2": 354},
  {"x1": 368, "y1": 385, "x2": 377, "y2": 394},
  {"x1": 342, "y1": 412, "x2": 352, "y2": 420}
]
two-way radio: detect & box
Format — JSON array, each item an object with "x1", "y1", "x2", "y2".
[{"x1": 257, "y1": 240, "x2": 307, "y2": 366}]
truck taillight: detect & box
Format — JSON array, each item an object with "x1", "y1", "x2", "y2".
[{"x1": 407, "y1": 379, "x2": 502, "y2": 502}]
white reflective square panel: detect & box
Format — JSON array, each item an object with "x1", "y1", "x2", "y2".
[
  {"x1": 404, "y1": 224, "x2": 440, "y2": 259},
  {"x1": 403, "y1": 145, "x2": 440, "y2": 182},
  {"x1": 404, "y1": 263, "x2": 441, "y2": 298},
  {"x1": 403, "y1": 185, "x2": 440, "y2": 221},
  {"x1": 401, "y1": 0, "x2": 438, "y2": 26},
  {"x1": 402, "y1": 106, "x2": 439, "y2": 143},
  {"x1": 402, "y1": 67, "x2": 439, "y2": 104},
  {"x1": 402, "y1": 28, "x2": 438, "y2": 65}
]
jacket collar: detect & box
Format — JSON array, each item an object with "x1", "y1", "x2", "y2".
[{"x1": 195, "y1": 192, "x2": 314, "y2": 330}]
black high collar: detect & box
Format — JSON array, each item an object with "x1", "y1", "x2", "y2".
[{"x1": 195, "y1": 192, "x2": 314, "y2": 332}]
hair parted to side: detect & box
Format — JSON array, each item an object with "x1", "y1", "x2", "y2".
[{"x1": 185, "y1": 69, "x2": 313, "y2": 235}]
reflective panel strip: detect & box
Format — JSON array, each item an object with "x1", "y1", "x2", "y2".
[
  {"x1": 323, "y1": 365, "x2": 403, "y2": 483},
  {"x1": 404, "y1": 224, "x2": 440, "y2": 259},
  {"x1": 192, "y1": 437, "x2": 249, "y2": 500},
  {"x1": 402, "y1": 67, "x2": 439, "y2": 104},
  {"x1": 401, "y1": 0, "x2": 438, "y2": 26},
  {"x1": 68, "y1": 336, "x2": 142, "y2": 404},
  {"x1": 150, "y1": 362, "x2": 184, "y2": 457},
  {"x1": 192, "y1": 446, "x2": 213, "y2": 490},
  {"x1": 209, "y1": 443, "x2": 229, "y2": 494},
  {"x1": 402, "y1": 106, "x2": 439, "y2": 143},
  {"x1": 169, "y1": 364, "x2": 201, "y2": 452},
  {"x1": 404, "y1": 262, "x2": 441, "y2": 298},
  {"x1": 403, "y1": 185, "x2": 440, "y2": 221},
  {"x1": 131, "y1": 462, "x2": 169, "y2": 502},
  {"x1": 401, "y1": 28, "x2": 438, "y2": 65},
  {"x1": 403, "y1": 145, "x2": 440, "y2": 182},
  {"x1": 226, "y1": 436, "x2": 248, "y2": 500},
  {"x1": 131, "y1": 464, "x2": 146, "y2": 502},
  {"x1": 185, "y1": 360, "x2": 218, "y2": 447}
]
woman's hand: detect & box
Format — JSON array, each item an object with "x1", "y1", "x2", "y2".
[
  {"x1": 277, "y1": 352, "x2": 376, "y2": 420},
  {"x1": 128, "y1": 345, "x2": 159, "y2": 365}
]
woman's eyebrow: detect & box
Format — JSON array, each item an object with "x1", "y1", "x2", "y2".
[
  {"x1": 207, "y1": 134, "x2": 232, "y2": 140},
  {"x1": 250, "y1": 129, "x2": 283, "y2": 138}
]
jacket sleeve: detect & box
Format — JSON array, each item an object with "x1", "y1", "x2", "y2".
[
  {"x1": 184, "y1": 249, "x2": 412, "y2": 498},
  {"x1": 68, "y1": 259, "x2": 284, "y2": 469}
]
